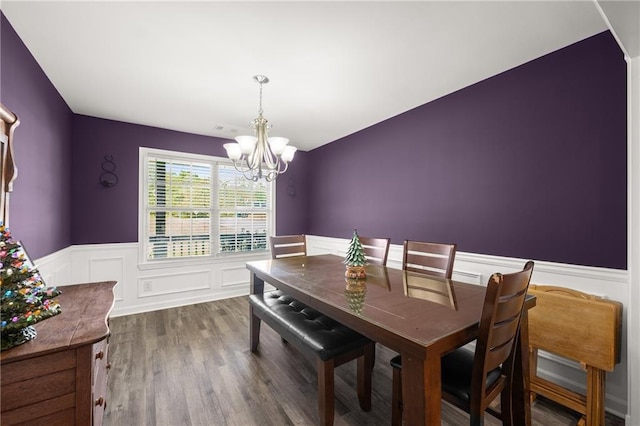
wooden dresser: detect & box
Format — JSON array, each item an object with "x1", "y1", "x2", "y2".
[{"x1": 1, "y1": 281, "x2": 116, "y2": 425}]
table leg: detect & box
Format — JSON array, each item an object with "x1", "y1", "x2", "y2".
[
  {"x1": 249, "y1": 273, "x2": 265, "y2": 352},
  {"x1": 402, "y1": 351, "x2": 441, "y2": 426},
  {"x1": 249, "y1": 304, "x2": 261, "y2": 352},
  {"x1": 512, "y1": 307, "x2": 533, "y2": 426},
  {"x1": 251, "y1": 273, "x2": 264, "y2": 295}
]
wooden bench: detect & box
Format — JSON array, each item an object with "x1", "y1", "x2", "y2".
[
  {"x1": 249, "y1": 290, "x2": 374, "y2": 426},
  {"x1": 527, "y1": 285, "x2": 622, "y2": 426}
]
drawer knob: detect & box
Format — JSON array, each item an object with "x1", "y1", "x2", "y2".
[
  {"x1": 95, "y1": 396, "x2": 105, "y2": 407},
  {"x1": 95, "y1": 351, "x2": 104, "y2": 360}
]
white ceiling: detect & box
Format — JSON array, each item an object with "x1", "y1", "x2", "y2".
[{"x1": 1, "y1": 1, "x2": 632, "y2": 152}]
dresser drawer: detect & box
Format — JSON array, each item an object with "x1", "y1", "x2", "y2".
[{"x1": 1, "y1": 350, "x2": 77, "y2": 424}]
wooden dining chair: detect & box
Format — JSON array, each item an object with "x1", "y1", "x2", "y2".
[
  {"x1": 266, "y1": 235, "x2": 309, "y2": 339},
  {"x1": 402, "y1": 239, "x2": 457, "y2": 277},
  {"x1": 270, "y1": 234, "x2": 307, "y2": 258},
  {"x1": 391, "y1": 239, "x2": 457, "y2": 425},
  {"x1": 390, "y1": 260, "x2": 535, "y2": 426},
  {"x1": 358, "y1": 236, "x2": 391, "y2": 266}
]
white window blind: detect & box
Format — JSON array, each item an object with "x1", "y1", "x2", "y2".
[
  {"x1": 218, "y1": 164, "x2": 270, "y2": 253},
  {"x1": 141, "y1": 149, "x2": 273, "y2": 261}
]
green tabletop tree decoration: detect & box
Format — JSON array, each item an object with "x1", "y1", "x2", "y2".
[
  {"x1": 1, "y1": 223, "x2": 62, "y2": 351},
  {"x1": 344, "y1": 229, "x2": 367, "y2": 279}
]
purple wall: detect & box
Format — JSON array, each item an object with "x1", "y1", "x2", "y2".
[
  {"x1": 1, "y1": 14, "x2": 73, "y2": 259},
  {"x1": 306, "y1": 31, "x2": 627, "y2": 269},
  {"x1": 71, "y1": 115, "x2": 309, "y2": 244},
  {"x1": 1, "y1": 11, "x2": 627, "y2": 269},
  {"x1": 274, "y1": 152, "x2": 310, "y2": 235}
]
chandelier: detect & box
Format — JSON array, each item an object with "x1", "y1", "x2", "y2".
[{"x1": 223, "y1": 75, "x2": 297, "y2": 182}]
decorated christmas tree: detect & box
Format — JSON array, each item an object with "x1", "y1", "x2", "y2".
[
  {"x1": 344, "y1": 229, "x2": 367, "y2": 279},
  {"x1": 1, "y1": 223, "x2": 62, "y2": 351}
]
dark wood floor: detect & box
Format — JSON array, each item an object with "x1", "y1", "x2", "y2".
[{"x1": 104, "y1": 296, "x2": 624, "y2": 425}]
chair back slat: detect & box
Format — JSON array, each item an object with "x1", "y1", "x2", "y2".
[
  {"x1": 486, "y1": 338, "x2": 517, "y2": 370},
  {"x1": 494, "y1": 291, "x2": 527, "y2": 323},
  {"x1": 402, "y1": 240, "x2": 457, "y2": 278},
  {"x1": 270, "y1": 234, "x2": 306, "y2": 259},
  {"x1": 359, "y1": 236, "x2": 391, "y2": 266},
  {"x1": 489, "y1": 319, "x2": 520, "y2": 350}
]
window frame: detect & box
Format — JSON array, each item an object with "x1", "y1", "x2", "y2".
[{"x1": 138, "y1": 147, "x2": 276, "y2": 268}]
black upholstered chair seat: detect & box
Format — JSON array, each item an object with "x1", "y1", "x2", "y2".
[
  {"x1": 390, "y1": 349, "x2": 502, "y2": 405},
  {"x1": 249, "y1": 290, "x2": 372, "y2": 361},
  {"x1": 441, "y1": 349, "x2": 503, "y2": 403}
]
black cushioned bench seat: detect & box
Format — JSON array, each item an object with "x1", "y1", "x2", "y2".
[
  {"x1": 249, "y1": 290, "x2": 374, "y2": 426},
  {"x1": 249, "y1": 291, "x2": 372, "y2": 360}
]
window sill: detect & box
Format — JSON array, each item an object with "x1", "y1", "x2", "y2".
[{"x1": 137, "y1": 250, "x2": 271, "y2": 271}]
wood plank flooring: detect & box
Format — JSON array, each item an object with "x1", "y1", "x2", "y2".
[{"x1": 104, "y1": 296, "x2": 624, "y2": 426}]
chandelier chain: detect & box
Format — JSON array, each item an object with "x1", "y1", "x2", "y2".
[{"x1": 258, "y1": 80, "x2": 264, "y2": 116}]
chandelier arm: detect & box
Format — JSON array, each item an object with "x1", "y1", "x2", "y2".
[
  {"x1": 265, "y1": 168, "x2": 278, "y2": 182},
  {"x1": 234, "y1": 156, "x2": 253, "y2": 176},
  {"x1": 244, "y1": 164, "x2": 260, "y2": 182},
  {"x1": 258, "y1": 118, "x2": 276, "y2": 170},
  {"x1": 246, "y1": 136, "x2": 262, "y2": 171},
  {"x1": 263, "y1": 144, "x2": 280, "y2": 169},
  {"x1": 278, "y1": 159, "x2": 290, "y2": 175},
  {"x1": 230, "y1": 158, "x2": 260, "y2": 181},
  {"x1": 231, "y1": 158, "x2": 249, "y2": 175}
]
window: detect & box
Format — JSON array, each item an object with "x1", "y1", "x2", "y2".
[{"x1": 139, "y1": 148, "x2": 273, "y2": 262}]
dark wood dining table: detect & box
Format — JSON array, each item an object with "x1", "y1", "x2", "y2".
[{"x1": 246, "y1": 254, "x2": 534, "y2": 425}]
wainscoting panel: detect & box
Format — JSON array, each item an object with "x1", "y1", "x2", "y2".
[
  {"x1": 32, "y1": 247, "x2": 72, "y2": 288},
  {"x1": 90, "y1": 256, "x2": 125, "y2": 302},
  {"x1": 220, "y1": 264, "x2": 252, "y2": 288},
  {"x1": 34, "y1": 237, "x2": 630, "y2": 418},
  {"x1": 137, "y1": 270, "x2": 211, "y2": 298}
]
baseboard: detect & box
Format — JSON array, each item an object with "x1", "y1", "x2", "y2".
[{"x1": 109, "y1": 286, "x2": 249, "y2": 317}]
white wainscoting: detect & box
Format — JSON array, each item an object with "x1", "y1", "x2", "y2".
[
  {"x1": 33, "y1": 236, "x2": 630, "y2": 418},
  {"x1": 35, "y1": 243, "x2": 271, "y2": 317}
]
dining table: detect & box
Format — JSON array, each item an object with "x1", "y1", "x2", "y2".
[{"x1": 246, "y1": 254, "x2": 535, "y2": 425}]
